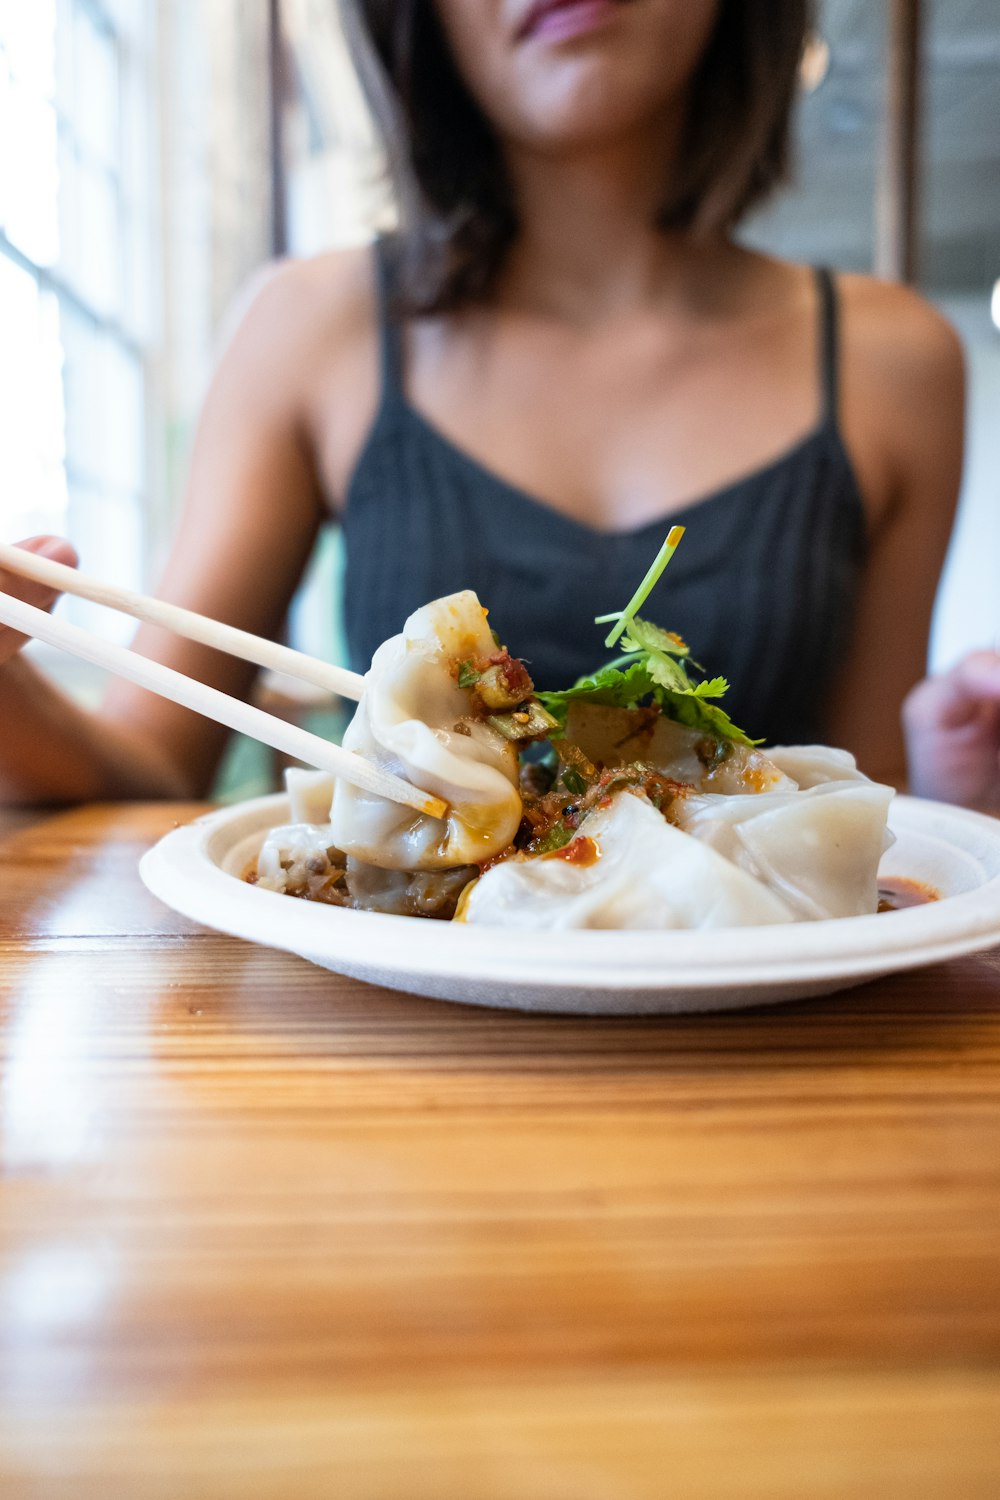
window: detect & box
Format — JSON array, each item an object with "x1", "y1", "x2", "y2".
[{"x1": 0, "y1": 0, "x2": 156, "y2": 644}]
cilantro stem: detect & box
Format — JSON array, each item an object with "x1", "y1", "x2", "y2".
[{"x1": 600, "y1": 525, "x2": 686, "y2": 649}]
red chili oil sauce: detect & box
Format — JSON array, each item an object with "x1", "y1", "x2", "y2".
[
  {"x1": 877, "y1": 877, "x2": 940, "y2": 912},
  {"x1": 550, "y1": 836, "x2": 600, "y2": 867}
]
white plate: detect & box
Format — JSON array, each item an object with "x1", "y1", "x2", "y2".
[{"x1": 139, "y1": 794, "x2": 1000, "y2": 1016}]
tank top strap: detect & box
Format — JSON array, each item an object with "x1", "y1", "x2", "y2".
[
  {"x1": 372, "y1": 236, "x2": 406, "y2": 403},
  {"x1": 814, "y1": 265, "x2": 841, "y2": 427}
]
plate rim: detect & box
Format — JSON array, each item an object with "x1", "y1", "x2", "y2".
[{"x1": 139, "y1": 793, "x2": 1000, "y2": 994}]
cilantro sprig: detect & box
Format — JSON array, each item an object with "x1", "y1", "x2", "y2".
[
  {"x1": 537, "y1": 528, "x2": 761, "y2": 746},
  {"x1": 596, "y1": 524, "x2": 686, "y2": 649}
]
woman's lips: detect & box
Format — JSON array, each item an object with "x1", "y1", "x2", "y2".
[{"x1": 516, "y1": 0, "x2": 624, "y2": 46}]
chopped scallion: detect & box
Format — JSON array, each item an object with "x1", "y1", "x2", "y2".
[
  {"x1": 561, "y1": 767, "x2": 588, "y2": 797},
  {"x1": 532, "y1": 823, "x2": 572, "y2": 855}
]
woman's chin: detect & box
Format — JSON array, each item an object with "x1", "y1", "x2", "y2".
[{"x1": 501, "y1": 65, "x2": 679, "y2": 153}]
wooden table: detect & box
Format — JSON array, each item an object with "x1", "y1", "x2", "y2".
[{"x1": 1, "y1": 804, "x2": 999, "y2": 1499}]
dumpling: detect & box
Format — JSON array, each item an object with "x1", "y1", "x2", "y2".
[
  {"x1": 284, "y1": 768, "x2": 335, "y2": 825},
  {"x1": 330, "y1": 591, "x2": 522, "y2": 869},
  {"x1": 459, "y1": 790, "x2": 798, "y2": 930},
  {"x1": 763, "y1": 743, "x2": 875, "y2": 790},
  {"x1": 256, "y1": 821, "x2": 342, "y2": 895},
  {"x1": 672, "y1": 777, "x2": 894, "y2": 920},
  {"x1": 253, "y1": 822, "x2": 471, "y2": 915},
  {"x1": 343, "y1": 858, "x2": 476, "y2": 919}
]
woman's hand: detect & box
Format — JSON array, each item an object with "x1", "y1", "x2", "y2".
[
  {"x1": 903, "y1": 652, "x2": 1000, "y2": 809},
  {"x1": 0, "y1": 536, "x2": 79, "y2": 666}
]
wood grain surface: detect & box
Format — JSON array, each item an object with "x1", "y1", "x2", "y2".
[{"x1": 1, "y1": 803, "x2": 999, "y2": 1499}]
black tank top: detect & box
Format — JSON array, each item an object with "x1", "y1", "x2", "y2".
[{"x1": 341, "y1": 244, "x2": 867, "y2": 746}]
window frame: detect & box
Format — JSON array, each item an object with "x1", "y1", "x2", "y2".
[{"x1": 0, "y1": 0, "x2": 161, "y2": 623}]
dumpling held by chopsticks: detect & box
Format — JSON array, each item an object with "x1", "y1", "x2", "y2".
[{"x1": 330, "y1": 591, "x2": 525, "y2": 870}]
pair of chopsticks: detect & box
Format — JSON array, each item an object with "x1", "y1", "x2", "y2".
[{"x1": 0, "y1": 543, "x2": 447, "y2": 821}]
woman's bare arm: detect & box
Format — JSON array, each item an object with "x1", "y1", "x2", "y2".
[
  {"x1": 822, "y1": 278, "x2": 966, "y2": 784},
  {"x1": 0, "y1": 253, "x2": 370, "y2": 804}
]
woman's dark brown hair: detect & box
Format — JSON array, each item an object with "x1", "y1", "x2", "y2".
[{"x1": 344, "y1": 0, "x2": 812, "y2": 312}]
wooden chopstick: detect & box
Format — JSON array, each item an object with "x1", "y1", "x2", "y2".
[
  {"x1": 0, "y1": 542, "x2": 365, "y2": 701},
  {"x1": 0, "y1": 590, "x2": 447, "y2": 821}
]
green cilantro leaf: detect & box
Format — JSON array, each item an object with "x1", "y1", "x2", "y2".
[
  {"x1": 537, "y1": 659, "x2": 656, "y2": 730},
  {"x1": 535, "y1": 528, "x2": 763, "y2": 749},
  {"x1": 635, "y1": 646, "x2": 690, "y2": 694},
  {"x1": 619, "y1": 617, "x2": 690, "y2": 659},
  {"x1": 538, "y1": 618, "x2": 760, "y2": 746},
  {"x1": 653, "y1": 687, "x2": 756, "y2": 743}
]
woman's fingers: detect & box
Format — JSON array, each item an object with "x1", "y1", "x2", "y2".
[
  {"x1": 953, "y1": 651, "x2": 1000, "y2": 700},
  {"x1": 0, "y1": 536, "x2": 80, "y2": 665},
  {"x1": 904, "y1": 652, "x2": 1000, "y2": 731},
  {"x1": 903, "y1": 651, "x2": 1000, "y2": 807}
]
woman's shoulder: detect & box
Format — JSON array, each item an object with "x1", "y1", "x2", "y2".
[
  {"x1": 732, "y1": 249, "x2": 962, "y2": 381},
  {"x1": 834, "y1": 271, "x2": 964, "y2": 396},
  {"x1": 219, "y1": 245, "x2": 378, "y2": 374},
  {"x1": 746, "y1": 251, "x2": 962, "y2": 381},
  {"x1": 211, "y1": 245, "x2": 384, "y2": 501},
  {"x1": 823, "y1": 271, "x2": 965, "y2": 537}
]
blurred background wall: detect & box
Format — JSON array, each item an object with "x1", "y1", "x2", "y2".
[
  {"x1": 742, "y1": 0, "x2": 1000, "y2": 671},
  {"x1": 0, "y1": 0, "x2": 997, "y2": 730}
]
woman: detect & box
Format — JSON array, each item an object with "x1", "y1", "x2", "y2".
[{"x1": 0, "y1": 0, "x2": 984, "y2": 803}]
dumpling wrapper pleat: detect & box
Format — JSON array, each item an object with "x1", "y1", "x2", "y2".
[{"x1": 673, "y1": 778, "x2": 895, "y2": 920}]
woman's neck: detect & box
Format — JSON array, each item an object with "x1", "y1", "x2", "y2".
[{"x1": 497, "y1": 122, "x2": 732, "y2": 324}]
